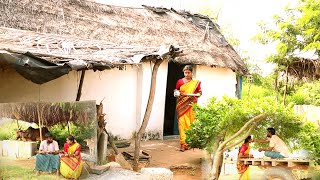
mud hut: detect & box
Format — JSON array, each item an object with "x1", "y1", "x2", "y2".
[{"x1": 0, "y1": 0, "x2": 247, "y2": 139}]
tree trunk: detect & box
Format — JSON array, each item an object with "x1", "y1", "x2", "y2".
[
  {"x1": 211, "y1": 150, "x2": 223, "y2": 180},
  {"x1": 210, "y1": 137, "x2": 221, "y2": 167},
  {"x1": 211, "y1": 114, "x2": 267, "y2": 179},
  {"x1": 96, "y1": 102, "x2": 107, "y2": 164},
  {"x1": 275, "y1": 76, "x2": 279, "y2": 101},
  {"x1": 133, "y1": 59, "x2": 164, "y2": 171},
  {"x1": 209, "y1": 130, "x2": 226, "y2": 179},
  {"x1": 97, "y1": 132, "x2": 105, "y2": 164},
  {"x1": 210, "y1": 130, "x2": 226, "y2": 167},
  {"x1": 283, "y1": 66, "x2": 289, "y2": 105}
]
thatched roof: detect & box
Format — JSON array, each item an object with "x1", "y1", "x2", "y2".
[
  {"x1": 0, "y1": 101, "x2": 97, "y2": 126},
  {"x1": 0, "y1": 0, "x2": 247, "y2": 74},
  {"x1": 288, "y1": 58, "x2": 320, "y2": 80}
]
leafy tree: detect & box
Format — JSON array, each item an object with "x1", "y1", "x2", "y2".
[
  {"x1": 253, "y1": 0, "x2": 320, "y2": 103},
  {"x1": 298, "y1": 122, "x2": 320, "y2": 165},
  {"x1": 50, "y1": 122, "x2": 96, "y2": 148},
  {"x1": 186, "y1": 96, "x2": 312, "y2": 179}
]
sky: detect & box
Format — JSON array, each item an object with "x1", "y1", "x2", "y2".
[{"x1": 96, "y1": 0, "x2": 297, "y2": 75}]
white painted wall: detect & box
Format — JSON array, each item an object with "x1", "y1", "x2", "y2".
[
  {"x1": 195, "y1": 65, "x2": 237, "y2": 106},
  {"x1": 0, "y1": 63, "x2": 237, "y2": 140},
  {"x1": 0, "y1": 66, "x2": 140, "y2": 139},
  {"x1": 136, "y1": 61, "x2": 169, "y2": 139}
]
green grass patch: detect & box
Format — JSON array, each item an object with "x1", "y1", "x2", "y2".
[{"x1": 0, "y1": 159, "x2": 65, "y2": 180}]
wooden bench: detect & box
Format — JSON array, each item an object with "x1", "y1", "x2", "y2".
[{"x1": 239, "y1": 158, "x2": 311, "y2": 168}]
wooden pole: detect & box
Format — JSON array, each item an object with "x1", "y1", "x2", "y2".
[
  {"x1": 68, "y1": 70, "x2": 86, "y2": 135},
  {"x1": 76, "y1": 70, "x2": 86, "y2": 101},
  {"x1": 37, "y1": 104, "x2": 43, "y2": 141}
]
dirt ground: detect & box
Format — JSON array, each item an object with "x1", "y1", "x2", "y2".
[
  {"x1": 2, "y1": 138, "x2": 318, "y2": 179},
  {"x1": 118, "y1": 137, "x2": 241, "y2": 180},
  {"x1": 0, "y1": 138, "x2": 244, "y2": 180}
]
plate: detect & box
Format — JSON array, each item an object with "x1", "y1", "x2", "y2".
[{"x1": 186, "y1": 93, "x2": 200, "y2": 97}]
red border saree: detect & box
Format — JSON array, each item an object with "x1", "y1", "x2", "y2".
[
  {"x1": 237, "y1": 144, "x2": 251, "y2": 180},
  {"x1": 176, "y1": 79, "x2": 201, "y2": 149},
  {"x1": 60, "y1": 143, "x2": 83, "y2": 179}
]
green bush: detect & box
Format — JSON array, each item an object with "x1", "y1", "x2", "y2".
[
  {"x1": 286, "y1": 80, "x2": 320, "y2": 106},
  {"x1": 298, "y1": 122, "x2": 320, "y2": 165},
  {"x1": 0, "y1": 119, "x2": 96, "y2": 149},
  {"x1": 186, "y1": 96, "x2": 304, "y2": 153},
  {"x1": 50, "y1": 121, "x2": 96, "y2": 148}
]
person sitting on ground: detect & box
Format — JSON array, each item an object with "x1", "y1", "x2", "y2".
[
  {"x1": 237, "y1": 135, "x2": 254, "y2": 180},
  {"x1": 254, "y1": 127, "x2": 290, "y2": 159},
  {"x1": 60, "y1": 135, "x2": 83, "y2": 179},
  {"x1": 35, "y1": 132, "x2": 60, "y2": 176}
]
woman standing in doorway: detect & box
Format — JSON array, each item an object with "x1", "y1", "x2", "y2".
[{"x1": 174, "y1": 65, "x2": 202, "y2": 152}]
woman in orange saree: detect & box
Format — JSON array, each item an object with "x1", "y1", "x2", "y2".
[
  {"x1": 175, "y1": 65, "x2": 202, "y2": 152},
  {"x1": 60, "y1": 135, "x2": 83, "y2": 179},
  {"x1": 237, "y1": 136, "x2": 253, "y2": 180}
]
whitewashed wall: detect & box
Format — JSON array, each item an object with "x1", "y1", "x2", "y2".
[
  {"x1": 0, "y1": 63, "x2": 237, "y2": 139},
  {"x1": 195, "y1": 65, "x2": 237, "y2": 106},
  {"x1": 136, "y1": 61, "x2": 168, "y2": 139},
  {"x1": 0, "y1": 66, "x2": 139, "y2": 139},
  {"x1": 0, "y1": 63, "x2": 169, "y2": 139}
]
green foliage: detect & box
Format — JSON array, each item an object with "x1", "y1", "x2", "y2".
[
  {"x1": 298, "y1": 122, "x2": 320, "y2": 165},
  {"x1": 185, "y1": 96, "x2": 303, "y2": 153},
  {"x1": 242, "y1": 74, "x2": 277, "y2": 99},
  {"x1": 50, "y1": 121, "x2": 96, "y2": 148},
  {"x1": 287, "y1": 80, "x2": 320, "y2": 106},
  {"x1": 254, "y1": 0, "x2": 320, "y2": 78}
]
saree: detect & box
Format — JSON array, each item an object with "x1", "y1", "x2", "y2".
[
  {"x1": 60, "y1": 143, "x2": 83, "y2": 179},
  {"x1": 176, "y1": 79, "x2": 201, "y2": 148},
  {"x1": 237, "y1": 144, "x2": 250, "y2": 180}
]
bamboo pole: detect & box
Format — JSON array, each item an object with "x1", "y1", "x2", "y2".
[
  {"x1": 37, "y1": 104, "x2": 43, "y2": 141},
  {"x1": 76, "y1": 70, "x2": 86, "y2": 101}
]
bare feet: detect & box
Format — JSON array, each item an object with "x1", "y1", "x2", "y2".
[
  {"x1": 180, "y1": 145, "x2": 185, "y2": 152},
  {"x1": 35, "y1": 171, "x2": 40, "y2": 176},
  {"x1": 56, "y1": 170, "x2": 60, "y2": 176}
]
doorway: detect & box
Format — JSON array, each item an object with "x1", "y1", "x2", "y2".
[{"x1": 163, "y1": 62, "x2": 186, "y2": 136}]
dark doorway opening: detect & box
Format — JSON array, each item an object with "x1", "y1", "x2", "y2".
[{"x1": 163, "y1": 62, "x2": 186, "y2": 136}]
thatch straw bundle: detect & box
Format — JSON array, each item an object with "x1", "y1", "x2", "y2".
[
  {"x1": 289, "y1": 58, "x2": 320, "y2": 79},
  {"x1": 0, "y1": 100, "x2": 96, "y2": 126}
]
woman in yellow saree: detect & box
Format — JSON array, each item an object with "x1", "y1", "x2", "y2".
[
  {"x1": 175, "y1": 65, "x2": 202, "y2": 152},
  {"x1": 237, "y1": 136, "x2": 253, "y2": 180},
  {"x1": 60, "y1": 135, "x2": 83, "y2": 179}
]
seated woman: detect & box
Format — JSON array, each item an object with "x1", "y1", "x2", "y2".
[
  {"x1": 60, "y1": 135, "x2": 83, "y2": 179},
  {"x1": 237, "y1": 136, "x2": 254, "y2": 180}
]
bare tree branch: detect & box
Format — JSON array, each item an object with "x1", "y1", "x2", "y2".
[
  {"x1": 222, "y1": 125, "x2": 256, "y2": 152},
  {"x1": 218, "y1": 114, "x2": 266, "y2": 151}
]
